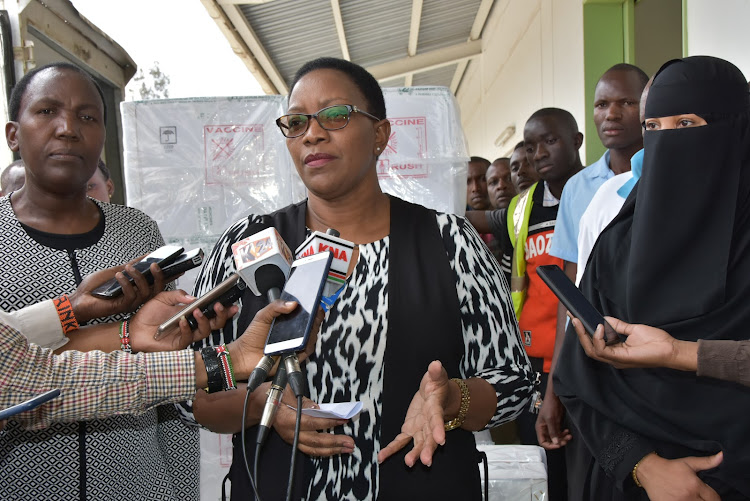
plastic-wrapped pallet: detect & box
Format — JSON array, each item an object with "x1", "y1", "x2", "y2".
[
  {"x1": 122, "y1": 88, "x2": 469, "y2": 265},
  {"x1": 476, "y1": 444, "x2": 548, "y2": 501},
  {"x1": 121, "y1": 96, "x2": 304, "y2": 269},
  {"x1": 380, "y1": 86, "x2": 469, "y2": 215}
]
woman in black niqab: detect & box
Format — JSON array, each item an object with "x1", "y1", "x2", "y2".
[{"x1": 554, "y1": 56, "x2": 750, "y2": 500}]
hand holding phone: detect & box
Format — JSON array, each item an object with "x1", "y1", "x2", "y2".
[
  {"x1": 536, "y1": 265, "x2": 619, "y2": 345},
  {"x1": 155, "y1": 274, "x2": 242, "y2": 339},
  {"x1": 264, "y1": 251, "x2": 333, "y2": 355},
  {"x1": 91, "y1": 245, "x2": 185, "y2": 299}
]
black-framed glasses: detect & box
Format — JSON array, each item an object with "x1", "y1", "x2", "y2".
[{"x1": 275, "y1": 104, "x2": 381, "y2": 138}]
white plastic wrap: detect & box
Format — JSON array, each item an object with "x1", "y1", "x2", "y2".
[
  {"x1": 198, "y1": 429, "x2": 233, "y2": 501},
  {"x1": 122, "y1": 96, "x2": 302, "y2": 252},
  {"x1": 476, "y1": 444, "x2": 548, "y2": 501},
  {"x1": 381, "y1": 87, "x2": 469, "y2": 215},
  {"x1": 122, "y1": 89, "x2": 468, "y2": 261}
]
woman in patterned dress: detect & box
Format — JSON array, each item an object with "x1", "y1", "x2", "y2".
[
  {"x1": 0, "y1": 63, "x2": 198, "y2": 500},
  {"x1": 187, "y1": 57, "x2": 534, "y2": 500}
]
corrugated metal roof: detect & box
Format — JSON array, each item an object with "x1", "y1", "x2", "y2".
[
  {"x1": 239, "y1": 1, "x2": 343, "y2": 85},
  {"x1": 412, "y1": 63, "x2": 459, "y2": 86},
  {"x1": 419, "y1": 0, "x2": 481, "y2": 51},
  {"x1": 341, "y1": 0, "x2": 412, "y2": 67},
  {"x1": 205, "y1": 0, "x2": 494, "y2": 94}
]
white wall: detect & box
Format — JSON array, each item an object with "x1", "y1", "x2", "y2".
[
  {"x1": 456, "y1": 0, "x2": 586, "y2": 161},
  {"x1": 686, "y1": 0, "x2": 750, "y2": 80}
]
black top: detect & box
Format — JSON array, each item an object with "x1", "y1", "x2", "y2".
[
  {"x1": 227, "y1": 197, "x2": 504, "y2": 500},
  {"x1": 21, "y1": 204, "x2": 105, "y2": 251}
]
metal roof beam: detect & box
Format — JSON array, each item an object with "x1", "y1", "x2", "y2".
[
  {"x1": 452, "y1": 0, "x2": 495, "y2": 93},
  {"x1": 201, "y1": 0, "x2": 282, "y2": 94},
  {"x1": 221, "y1": 3, "x2": 289, "y2": 93},
  {"x1": 210, "y1": 0, "x2": 288, "y2": 94},
  {"x1": 407, "y1": 0, "x2": 423, "y2": 57},
  {"x1": 470, "y1": 0, "x2": 494, "y2": 40},
  {"x1": 368, "y1": 39, "x2": 482, "y2": 82},
  {"x1": 330, "y1": 0, "x2": 350, "y2": 60},
  {"x1": 450, "y1": 60, "x2": 468, "y2": 94}
]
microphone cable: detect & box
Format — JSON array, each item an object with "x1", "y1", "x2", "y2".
[
  {"x1": 286, "y1": 394, "x2": 304, "y2": 501},
  {"x1": 283, "y1": 353, "x2": 307, "y2": 501},
  {"x1": 241, "y1": 385, "x2": 263, "y2": 501}
]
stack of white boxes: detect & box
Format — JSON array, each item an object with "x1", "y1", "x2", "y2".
[
  {"x1": 477, "y1": 444, "x2": 549, "y2": 500},
  {"x1": 122, "y1": 87, "x2": 469, "y2": 263}
]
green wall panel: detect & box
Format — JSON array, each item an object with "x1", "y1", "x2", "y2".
[{"x1": 582, "y1": 0, "x2": 632, "y2": 164}]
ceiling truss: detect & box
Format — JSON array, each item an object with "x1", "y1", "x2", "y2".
[{"x1": 203, "y1": 0, "x2": 497, "y2": 95}]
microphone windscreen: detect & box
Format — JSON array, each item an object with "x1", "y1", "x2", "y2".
[
  {"x1": 255, "y1": 264, "x2": 286, "y2": 297},
  {"x1": 232, "y1": 227, "x2": 293, "y2": 296}
]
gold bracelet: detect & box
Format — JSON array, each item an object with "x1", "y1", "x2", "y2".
[
  {"x1": 632, "y1": 453, "x2": 653, "y2": 488},
  {"x1": 444, "y1": 378, "x2": 470, "y2": 431}
]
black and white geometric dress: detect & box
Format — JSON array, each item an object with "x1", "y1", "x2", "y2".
[
  {"x1": 185, "y1": 205, "x2": 533, "y2": 500},
  {"x1": 0, "y1": 196, "x2": 199, "y2": 501}
]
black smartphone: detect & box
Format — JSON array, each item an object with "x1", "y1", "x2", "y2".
[
  {"x1": 184, "y1": 280, "x2": 247, "y2": 331},
  {"x1": 154, "y1": 274, "x2": 241, "y2": 339},
  {"x1": 159, "y1": 248, "x2": 204, "y2": 280},
  {"x1": 264, "y1": 251, "x2": 333, "y2": 355},
  {"x1": 0, "y1": 389, "x2": 61, "y2": 420},
  {"x1": 536, "y1": 264, "x2": 620, "y2": 345},
  {"x1": 90, "y1": 245, "x2": 184, "y2": 299}
]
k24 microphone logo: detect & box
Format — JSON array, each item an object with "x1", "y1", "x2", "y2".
[{"x1": 234, "y1": 236, "x2": 273, "y2": 266}]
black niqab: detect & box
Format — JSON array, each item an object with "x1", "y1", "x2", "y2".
[{"x1": 555, "y1": 56, "x2": 750, "y2": 497}]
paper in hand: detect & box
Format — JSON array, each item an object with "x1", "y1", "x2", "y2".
[{"x1": 287, "y1": 401, "x2": 363, "y2": 419}]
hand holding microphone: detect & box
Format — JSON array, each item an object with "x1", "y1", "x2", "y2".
[
  {"x1": 254, "y1": 249, "x2": 333, "y2": 454},
  {"x1": 233, "y1": 227, "x2": 294, "y2": 391},
  {"x1": 213, "y1": 300, "x2": 301, "y2": 383}
]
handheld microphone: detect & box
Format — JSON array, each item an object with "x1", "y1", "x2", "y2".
[
  {"x1": 256, "y1": 362, "x2": 287, "y2": 446},
  {"x1": 295, "y1": 228, "x2": 355, "y2": 298},
  {"x1": 234, "y1": 228, "x2": 293, "y2": 389},
  {"x1": 232, "y1": 227, "x2": 294, "y2": 302}
]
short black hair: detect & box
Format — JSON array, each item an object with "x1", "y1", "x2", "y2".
[
  {"x1": 9, "y1": 62, "x2": 107, "y2": 122},
  {"x1": 599, "y1": 63, "x2": 649, "y2": 90},
  {"x1": 491, "y1": 157, "x2": 510, "y2": 165},
  {"x1": 527, "y1": 108, "x2": 579, "y2": 134},
  {"x1": 290, "y1": 57, "x2": 386, "y2": 120},
  {"x1": 97, "y1": 159, "x2": 111, "y2": 181},
  {"x1": 513, "y1": 141, "x2": 524, "y2": 151},
  {"x1": 469, "y1": 156, "x2": 491, "y2": 167}
]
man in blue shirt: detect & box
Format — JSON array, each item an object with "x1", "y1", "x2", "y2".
[{"x1": 536, "y1": 63, "x2": 649, "y2": 456}]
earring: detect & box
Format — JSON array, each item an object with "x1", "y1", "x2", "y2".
[{"x1": 376, "y1": 147, "x2": 381, "y2": 152}]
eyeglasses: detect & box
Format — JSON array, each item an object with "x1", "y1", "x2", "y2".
[{"x1": 276, "y1": 104, "x2": 381, "y2": 138}]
